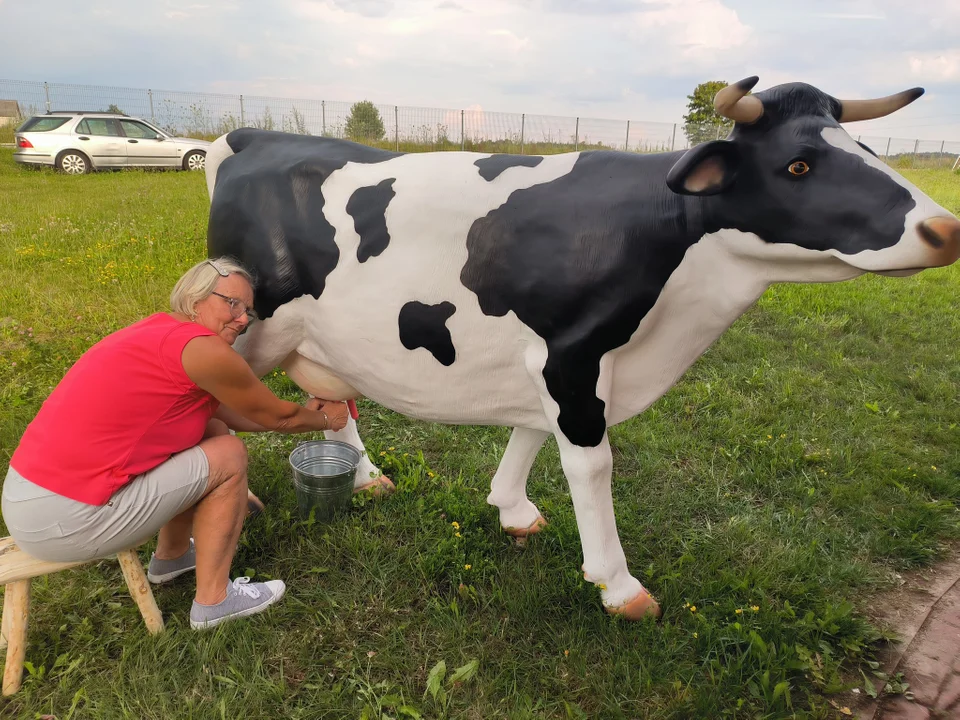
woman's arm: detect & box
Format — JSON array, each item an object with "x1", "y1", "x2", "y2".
[
  {"x1": 214, "y1": 404, "x2": 270, "y2": 432},
  {"x1": 182, "y1": 336, "x2": 348, "y2": 433}
]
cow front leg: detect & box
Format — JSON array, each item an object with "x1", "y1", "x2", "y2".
[
  {"x1": 556, "y1": 433, "x2": 661, "y2": 620},
  {"x1": 324, "y1": 415, "x2": 396, "y2": 496},
  {"x1": 487, "y1": 427, "x2": 550, "y2": 537}
]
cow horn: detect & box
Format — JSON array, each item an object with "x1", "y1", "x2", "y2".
[
  {"x1": 838, "y1": 87, "x2": 925, "y2": 123},
  {"x1": 714, "y1": 76, "x2": 764, "y2": 125}
]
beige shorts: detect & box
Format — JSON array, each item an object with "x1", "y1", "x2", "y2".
[{"x1": 1, "y1": 447, "x2": 210, "y2": 562}]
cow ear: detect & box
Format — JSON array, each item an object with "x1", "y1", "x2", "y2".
[{"x1": 666, "y1": 140, "x2": 740, "y2": 196}]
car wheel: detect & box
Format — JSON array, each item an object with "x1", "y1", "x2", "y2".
[
  {"x1": 56, "y1": 150, "x2": 91, "y2": 175},
  {"x1": 183, "y1": 151, "x2": 206, "y2": 171}
]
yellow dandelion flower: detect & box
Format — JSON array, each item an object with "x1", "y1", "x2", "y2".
[
  {"x1": 428, "y1": 471, "x2": 435, "y2": 477},
  {"x1": 564, "y1": 649, "x2": 569, "y2": 657},
  {"x1": 767, "y1": 435, "x2": 772, "y2": 439},
  {"x1": 464, "y1": 564, "x2": 471, "y2": 570},
  {"x1": 389, "y1": 446, "x2": 395, "y2": 451},
  {"x1": 455, "y1": 532, "x2": 461, "y2": 538},
  {"x1": 751, "y1": 605, "x2": 759, "y2": 612},
  {"x1": 380, "y1": 451, "x2": 386, "y2": 456},
  {"x1": 690, "y1": 605, "x2": 697, "y2": 613},
  {"x1": 735, "y1": 608, "x2": 742, "y2": 615},
  {"x1": 451, "y1": 521, "x2": 460, "y2": 529},
  {"x1": 598, "y1": 583, "x2": 607, "y2": 590},
  {"x1": 931, "y1": 465, "x2": 937, "y2": 470},
  {"x1": 780, "y1": 433, "x2": 786, "y2": 438},
  {"x1": 693, "y1": 632, "x2": 698, "y2": 638}
]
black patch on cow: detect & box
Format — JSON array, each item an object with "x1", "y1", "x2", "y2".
[
  {"x1": 398, "y1": 301, "x2": 457, "y2": 366},
  {"x1": 347, "y1": 178, "x2": 397, "y2": 263},
  {"x1": 462, "y1": 151, "x2": 702, "y2": 447},
  {"x1": 208, "y1": 129, "x2": 401, "y2": 319},
  {"x1": 474, "y1": 155, "x2": 543, "y2": 181}
]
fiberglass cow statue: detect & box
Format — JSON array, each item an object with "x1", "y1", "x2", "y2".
[{"x1": 204, "y1": 77, "x2": 960, "y2": 620}]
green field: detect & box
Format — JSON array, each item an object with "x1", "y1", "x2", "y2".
[{"x1": 1, "y1": 149, "x2": 959, "y2": 719}]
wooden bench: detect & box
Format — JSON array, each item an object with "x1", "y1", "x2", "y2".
[{"x1": 0, "y1": 537, "x2": 163, "y2": 696}]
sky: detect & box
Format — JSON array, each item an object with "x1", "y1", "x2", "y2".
[{"x1": 2, "y1": 0, "x2": 960, "y2": 144}]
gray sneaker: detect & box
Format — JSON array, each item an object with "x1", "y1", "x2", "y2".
[
  {"x1": 190, "y1": 577, "x2": 286, "y2": 630},
  {"x1": 147, "y1": 539, "x2": 196, "y2": 584}
]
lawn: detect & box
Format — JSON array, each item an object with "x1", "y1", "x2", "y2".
[{"x1": 1, "y1": 148, "x2": 959, "y2": 719}]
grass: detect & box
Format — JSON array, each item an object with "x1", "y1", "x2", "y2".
[{"x1": 1, "y1": 150, "x2": 959, "y2": 719}]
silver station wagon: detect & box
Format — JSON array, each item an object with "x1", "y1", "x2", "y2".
[{"x1": 13, "y1": 111, "x2": 210, "y2": 174}]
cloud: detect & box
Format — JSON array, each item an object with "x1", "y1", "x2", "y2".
[
  {"x1": 331, "y1": 0, "x2": 394, "y2": 17},
  {"x1": 908, "y1": 50, "x2": 960, "y2": 82},
  {"x1": 488, "y1": 28, "x2": 529, "y2": 54},
  {"x1": 813, "y1": 13, "x2": 886, "y2": 20}
]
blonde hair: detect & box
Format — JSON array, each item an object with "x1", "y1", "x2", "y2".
[{"x1": 170, "y1": 257, "x2": 255, "y2": 318}]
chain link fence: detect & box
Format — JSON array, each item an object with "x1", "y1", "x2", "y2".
[{"x1": 2, "y1": 79, "x2": 958, "y2": 169}]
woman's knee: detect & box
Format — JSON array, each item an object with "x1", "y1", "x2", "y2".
[{"x1": 200, "y1": 434, "x2": 248, "y2": 488}]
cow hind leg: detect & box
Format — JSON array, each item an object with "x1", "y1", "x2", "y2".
[{"x1": 487, "y1": 427, "x2": 549, "y2": 537}]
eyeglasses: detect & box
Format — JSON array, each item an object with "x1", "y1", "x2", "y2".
[{"x1": 210, "y1": 291, "x2": 258, "y2": 322}]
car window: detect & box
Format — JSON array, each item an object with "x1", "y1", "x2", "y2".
[
  {"x1": 119, "y1": 120, "x2": 160, "y2": 139},
  {"x1": 17, "y1": 117, "x2": 71, "y2": 132},
  {"x1": 78, "y1": 119, "x2": 121, "y2": 137}
]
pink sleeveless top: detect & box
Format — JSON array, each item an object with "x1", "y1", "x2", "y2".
[{"x1": 10, "y1": 313, "x2": 220, "y2": 505}]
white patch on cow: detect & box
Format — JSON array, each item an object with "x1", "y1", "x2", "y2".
[
  {"x1": 204, "y1": 135, "x2": 236, "y2": 199},
  {"x1": 821, "y1": 127, "x2": 954, "y2": 271},
  {"x1": 258, "y1": 151, "x2": 580, "y2": 431}
]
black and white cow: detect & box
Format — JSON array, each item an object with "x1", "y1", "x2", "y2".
[{"x1": 205, "y1": 78, "x2": 960, "y2": 620}]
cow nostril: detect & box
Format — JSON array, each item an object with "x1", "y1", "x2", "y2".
[{"x1": 918, "y1": 216, "x2": 960, "y2": 251}]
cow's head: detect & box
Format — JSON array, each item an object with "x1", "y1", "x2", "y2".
[{"x1": 666, "y1": 77, "x2": 960, "y2": 280}]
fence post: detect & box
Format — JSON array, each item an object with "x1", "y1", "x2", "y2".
[
  {"x1": 575, "y1": 117, "x2": 579, "y2": 151},
  {"x1": 44, "y1": 82, "x2": 50, "y2": 113},
  {"x1": 913, "y1": 139, "x2": 919, "y2": 155},
  {"x1": 520, "y1": 113, "x2": 525, "y2": 155},
  {"x1": 625, "y1": 120, "x2": 630, "y2": 152},
  {"x1": 322, "y1": 100, "x2": 326, "y2": 137},
  {"x1": 148, "y1": 90, "x2": 154, "y2": 122},
  {"x1": 884, "y1": 137, "x2": 891, "y2": 158},
  {"x1": 395, "y1": 106, "x2": 399, "y2": 151},
  {"x1": 461, "y1": 109, "x2": 464, "y2": 151},
  {"x1": 239, "y1": 95, "x2": 245, "y2": 126},
  {"x1": 670, "y1": 123, "x2": 676, "y2": 152},
  {"x1": 939, "y1": 140, "x2": 945, "y2": 166}
]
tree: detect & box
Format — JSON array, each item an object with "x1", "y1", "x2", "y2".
[
  {"x1": 345, "y1": 100, "x2": 386, "y2": 143},
  {"x1": 106, "y1": 103, "x2": 124, "y2": 115},
  {"x1": 683, "y1": 80, "x2": 734, "y2": 147}
]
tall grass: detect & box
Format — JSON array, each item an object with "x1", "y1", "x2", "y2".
[{"x1": 0, "y1": 152, "x2": 959, "y2": 718}]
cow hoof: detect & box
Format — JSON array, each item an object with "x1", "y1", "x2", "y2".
[
  {"x1": 353, "y1": 475, "x2": 396, "y2": 497},
  {"x1": 246, "y1": 490, "x2": 265, "y2": 519},
  {"x1": 504, "y1": 515, "x2": 548, "y2": 538},
  {"x1": 605, "y1": 591, "x2": 662, "y2": 621}
]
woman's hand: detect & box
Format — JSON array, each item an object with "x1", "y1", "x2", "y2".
[{"x1": 305, "y1": 397, "x2": 349, "y2": 431}]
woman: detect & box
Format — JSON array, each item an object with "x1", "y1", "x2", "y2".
[{"x1": 2, "y1": 257, "x2": 348, "y2": 629}]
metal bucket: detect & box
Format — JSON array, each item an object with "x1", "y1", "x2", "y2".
[{"x1": 289, "y1": 440, "x2": 361, "y2": 521}]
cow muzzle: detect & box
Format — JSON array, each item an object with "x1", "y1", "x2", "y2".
[{"x1": 917, "y1": 216, "x2": 960, "y2": 267}]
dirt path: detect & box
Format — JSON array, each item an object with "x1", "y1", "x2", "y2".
[{"x1": 850, "y1": 549, "x2": 960, "y2": 719}]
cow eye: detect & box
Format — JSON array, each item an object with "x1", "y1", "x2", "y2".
[{"x1": 788, "y1": 160, "x2": 810, "y2": 176}]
